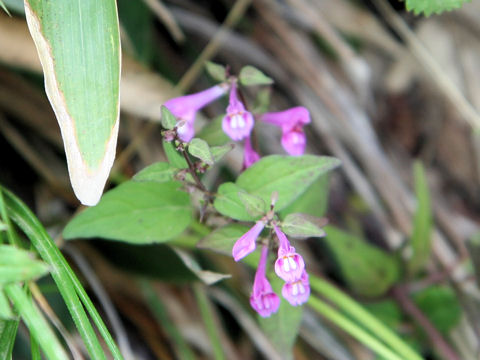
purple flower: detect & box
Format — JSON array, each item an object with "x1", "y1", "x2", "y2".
[
  {"x1": 250, "y1": 245, "x2": 280, "y2": 317},
  {"x1": 282, "y1": 270, "x2": 310, "y2": 306},
  {"x1": 261, "y1": 106, "x2": 310, "y2": 156},
  {"x1": 222, "y1": 84, "x2": 254, "y2": 141},
  {"x1": 164, "y1": 85, "x2": 227, "y2": 142},
  {"x1": 274, "y1": 225, "x2": 305, "y2": 283},
  {"x1": 243, "y1": 136, "x2": 260, "y2": 169},
  {"x1": 232, "y1": 221, "x2": 265, "y2": 261}
]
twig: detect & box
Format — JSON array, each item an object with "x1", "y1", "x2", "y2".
[{"x1": 392, "y1": 285, "x2": 460, "y2": 360}]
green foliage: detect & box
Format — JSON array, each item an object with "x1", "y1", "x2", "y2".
[
  {"x1": 239, "y1": 65, "x2": 274, "y2": 86},
  {"x1": 408, "y1": 162, "x2": 433, "y2": 276},
  {"x1": 259, "y1": 275, "x2": 302, "y2": 360},
  {"x1": 63, "y1": 181, "x2": 192, "y2": 244},
  {"x1": 413, "y1": 286, "x2": 461, "y2": 334},
  {"x1": 133, "y1": 162, "x2": 178, "y2": 183},
  {"x1": 163, "y1": 140, "x2": 188, "y2": 169},
  {"x1": 364, "y1": 300, "x2": 403, "y2": 329},
  {"x1": 161, "y1": 105, "x2": 177, "y2": 130},
  {"x1": 197, "y1": 224, "x2": 251, "y2": 255},
  {"x1": 238, "y1": 191, "x2": 266, "y2": 218},
  {"x1": 405, "y1": 0, "x2": 471, "y2": 16},
  {"x1": 0, "y1": 290, "x2": 13, "y2": 319},
  {"x1": 0, "y1": 320, "x2": 18, "y2": 359},
  {"x1": 323, "y1": 226, "x2": 400, "y2": 297},
  {"x1": 2, "y1": 188, "x2": 123, "y2": 359},
  {"x1": 0, "y1": 245, "x2": 49, "y2": 285},
  {"x1": 25, "y1": 0, "x2": 121, "y2": 205},
  {"x1": 281, "y1": 213, "x2": 326, "y2": 238},
  {"x1": 214, "y1": 155, "x2": 340, "y2": 220},
  {"x1": 188, "y1": 138, "x2": 214, "y2": 165},
  {"x1": 210, "y1": 143, "x2": 234, "y2": 162},
  {"x1": 205, "y1": 62, "x2": 227, "y2": 82}
]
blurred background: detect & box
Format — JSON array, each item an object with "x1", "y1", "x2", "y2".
[{"x1": 1, "y1": 0, "x2": 480, "y2": 359}]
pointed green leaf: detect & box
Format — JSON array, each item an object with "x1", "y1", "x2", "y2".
[
  {"x1": 133, "y1": 162, "x2": 179, "y2": 183},
  {"x1": 406, "y1": 0, "x2": 471, "y2": 16},
  {"x1": 163, "y1": 140, "x2": 188, "y2": 169},
  {"x1": 0, "y1": 291, "x2": 13, "y2": 320},
  {"x1": 161, "y1": 105, "x2": 177, "y2": 130},
  {"x1": 205, "y1": 61, "x2": 227, "y2": 82},
  {"x1": 210, "y1": 143, "x2": 234, "y2": 162},
  {"x1": 197, "y1": 224, "x2": 250, "y2": 255},
  {"x1": 323, "y1": 226, "x2": 400, "y2": 297},
  {"x1": 407, "y1": 162, "x2": 432, "y2": 276},
  {"x1": 239, "y1": 65, "x2": 273, "y2": 86},
  {"x1": 0, "y1": 245, "x2": 49, "y2": 284},
  {"x1": 238, "y1": 191, "x2": 266, "y2": 218},
  {"x1": 281, "y1": 213, "x2": 327, "y2": 238},
  {"x1": 24, "y1": 0, "x2": 121, "y2": 205},
  {"x1": 63, "y1": 181, "x2": 192, "y2": 244},
  {"x1": 214, "y1": 183, "x2": 257, "y2": 221},
  {"x1": 236, "y1": 155, "x2": 341, "y2": 212},
  {"x1": 0, "y1": 320, "x2": 18, "y2": 360},
  {"x1": 188, "y1": 138, "x2": 214, "y2": 165}
]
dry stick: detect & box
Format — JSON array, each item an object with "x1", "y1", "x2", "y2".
[
  {"x1": 372, "y1": 0, "x2": 480, "y2": 130},
  {"x1": 142, "y1": 0, "x2": 185, "y2": 43},
  {"x1": 392, "y1": 285, "x2": 460, "y2": 360}
]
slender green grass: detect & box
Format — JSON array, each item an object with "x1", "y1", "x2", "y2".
[
  {"x1": 193, "y1": 283, "x2": 226, "y2": 360},
  {"x1": 310, "y1": 276, "x2": 423, "y2": 360},
  {"x1": 5, "y1": 283, "x2": 68, "y2": 360},
  {"x1": 1, "y1": 187, "x2": 119, "y2": 359},
  {"x1": 0, "y1": 320, "x2": 19, "y2": 360}
]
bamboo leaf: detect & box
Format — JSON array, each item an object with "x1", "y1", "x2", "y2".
[{"x1": 24, "y1": 0, "x2": 121, "y2": 206}]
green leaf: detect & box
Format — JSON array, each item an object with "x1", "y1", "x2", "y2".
[
  {"x1": 281, "y1": 213, "x2": 326, "y2": 238},
  {"x1": 0, "y1": 220, "x2": 6, "y2": 232},
  {"x1": 363, "y1": 300, "x2": 403, "y2": 330},
  {"x1": 196, "y1": 115, "x2": 230, "y2": 146},
  {"x1": 259, "y1": 275, "x2": 302, "y2": 360},
  {"x1": 161, "y1": 105, "x2": 177, "y2": 130},
  {"x1": 279, "y1": 175, "x2": 329, "y2": 218},
  {"x1": 188, "y1": 138, "x2": 214, "y2": 165},
  {"x1": 210, "y1": 143, "x2": 234, "y2": 162},
  {"x1": 214, "y1": 183, "x2": 257, "y2": 221},
  {"x1": 239, "y1": 65, "x2": 274, "y2": 86},
  {"x1": 0, "y1": 245, "x2": 49, "y2": 284},
  {"x1": 133, "y1": 162, "x2": 179, "y2": 183},
  {"x1": 197, "y1": 224, "x2": 250, "y2": 256},
  {"x1": 163, "y1": 140, "x2": 188, "y2": 169},
  {"x1": 24, "y1": 0, "x2": 121, "y2": 206},
  {"x1": 407, "y1": 162, "x2": 432, "y2": 276},
  {"x1": 0, "y1": 319, "x2": 18, "y2": 359},
  {"x1": 63, "y1": 181, "x2": 192, "y2": 244},
  {"x1": 413, "y1": 286, "x2": 461, "y2": 334},
  {"x1": 323, "y1": 226, "x2": 400, "y2": 297},
  {"x1": 405, "y1": 0, "x2": 471, "y2": 16},
  {"x1": 238, "y1": 191, "x2": 266, "y2": 218},
  {"x1": 236, "y1": 155, "x2": 341, "y2": 212},
  {"x1": 205, "y1": 61, "x2": 227, "y2": 82},
  {"x1": 0, "y1": 291, "x2": 13, "y2": 320}
]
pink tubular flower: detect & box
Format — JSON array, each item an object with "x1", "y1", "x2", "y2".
[
  {"x1": 250, "y1": 245, "x2": 280, "y2": 317},
  {"x1": 260, "y1": 106, "x2": 311, "y2": 156},
  {"x1": 282, "y1": 270, "x2": 310, "y2": 306},
  {"x1": 232, "y1": 221, "x2": 265, "y2": 261},
  {"x1": 274, "y1": 225, "x2": 305, "y2": 283},
  {"x1": 242, "y1": 136, "x2": 260, "y2": 169},
  {"x1": 164, "y1": 85, "x2": 227, "y2": 142},
  {"x1": 222, "y1": 84, "x2": 254, "y2": 141}
]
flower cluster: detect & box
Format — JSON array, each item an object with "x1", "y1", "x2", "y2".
[
  {"x1": 162, "y1": 75, "x2": 311, "y2": 169},
  {"x1": 232, "y1": 216, "x2": 310, "y2": 317}
]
